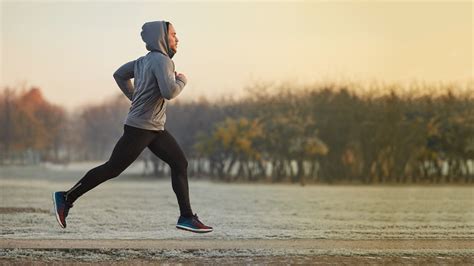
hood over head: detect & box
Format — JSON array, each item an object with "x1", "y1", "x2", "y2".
[{"x1": 141, "y1": 21, "x2": 175, "y2": 59}]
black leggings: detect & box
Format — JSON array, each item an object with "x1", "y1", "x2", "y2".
[{"x1": 65, "y1": 125, "x2": 193, "y2": 217}]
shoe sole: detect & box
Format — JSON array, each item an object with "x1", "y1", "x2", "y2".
[
  {"x1": 52, "y1": 192, "x2": 66, "y2": 229},
  {"x1": 176, "y1": 224, "x2": 213, "y2": 233}
]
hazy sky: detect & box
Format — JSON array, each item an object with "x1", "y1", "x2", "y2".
[{"x1": 1, "y1": 1, "x2": 472, "y2": 108}]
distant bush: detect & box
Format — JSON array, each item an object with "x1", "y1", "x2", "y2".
[
  {"x1": 168, "y1": 80, "x2": 474, "y2": 184},
  {"x1": 2, "y1": 79, "x2": 473, "y2": 184}
]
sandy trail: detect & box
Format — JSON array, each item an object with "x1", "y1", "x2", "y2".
[
  {"x1": 1, "y1": 256, "x2": 473, "y2": 265},
  {"x1": 1, "y1": 238, "x2": 473, "y2": 250},
  {"x1": 2, "y1": 239, "x2": 473, "y2": 265}
]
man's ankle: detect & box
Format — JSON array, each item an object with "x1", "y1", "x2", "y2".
[{"x1": 65, "y1": 193, "x2": 74, "y2": 206}]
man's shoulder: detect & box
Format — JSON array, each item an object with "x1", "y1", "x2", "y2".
[
  {"x1": 147, "y1": 51, "x2": 170, "y2": 61},
  {"x1": 145, "y1": 52, "x2": 173, "y2": 70}
]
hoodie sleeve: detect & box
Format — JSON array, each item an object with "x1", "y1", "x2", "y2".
[
  {"x1": 113, "y1": 60, "x2": 135, "y2": 101},
  {"x1": 152, "y1": 55, "x2": 187, "y2": 100}
]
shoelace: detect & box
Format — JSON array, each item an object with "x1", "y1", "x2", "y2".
[{"x1": 192, "y1": 214, "x2": 206, "y2": 227}]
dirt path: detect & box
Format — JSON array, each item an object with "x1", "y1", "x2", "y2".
[
  {"x1": 2, "y1": 255, "x2": 473, "y2": 265},
  {"x1": 2, "y1": 238, "x2": 473, "y2": 250},
  {"x1": 2, "y1": 239, "x2": 473, "y2": 265}
]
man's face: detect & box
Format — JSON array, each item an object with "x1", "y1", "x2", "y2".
[{"x1": 167, "y1": 24, "x2": 179, "y2": 53}]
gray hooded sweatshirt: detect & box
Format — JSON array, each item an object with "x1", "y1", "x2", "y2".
[{"x1": 113, "y1": 21, "x2": 187, "y2": 131}]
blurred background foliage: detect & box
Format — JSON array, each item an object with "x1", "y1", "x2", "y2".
[{"x1": 1, "y1": 80, "x2": 473, "y2": 184}]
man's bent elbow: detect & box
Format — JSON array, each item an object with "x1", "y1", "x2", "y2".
[
  {"x1": 161, "y1": 91, "x2": 174, "y2": 100},
  {"x1": 163, "y1": 93, "x2": 179, "y2": 100},
  {"x1": 113, "y1": 72, "x2": 123, "y2": 80},
  {"x1": 113, "y1": 73, "x2": 120, "y2": 81},
  {"x1": 161, "y1": 87, "x2": 180, "y2": 100}
]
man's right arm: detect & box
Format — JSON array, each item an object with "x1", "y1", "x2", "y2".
[
  {"x1": 113, "y1": 60, "x2": 135, "y2": 101},
  {"x1": 152, "y1": 55, "x2": 187, "y2": 100}
]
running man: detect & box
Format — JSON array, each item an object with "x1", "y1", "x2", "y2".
[{"x1": 52, "y1": 21, "x2": 213, "y2": 233}]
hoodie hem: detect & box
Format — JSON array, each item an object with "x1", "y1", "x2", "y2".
[{"x1": 124, "y1": 116, "x2": 165, "y2": 131}]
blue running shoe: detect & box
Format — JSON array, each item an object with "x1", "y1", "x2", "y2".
[
  {"x1": 176, "y1": 214, "x2": 213, "y2": 233},
  {"x1": 52, "y1": 191, "x2": 73, "y2": 229}
]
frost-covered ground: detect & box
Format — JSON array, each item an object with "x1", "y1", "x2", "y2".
[
  {"x1": 1, "y1": 165, "x2": 473, "y2": 263},
  {"x1": 1, "y1": 165, "x2": 473, "y2": 240}
]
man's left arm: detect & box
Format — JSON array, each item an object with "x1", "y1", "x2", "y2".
[{"x1": 113, "y1": 60, "x2": 135, "y2": 101}]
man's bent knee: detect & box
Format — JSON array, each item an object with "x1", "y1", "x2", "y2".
[{"x1": 171, "y1": 158, "x2": 188, "y2": 172}]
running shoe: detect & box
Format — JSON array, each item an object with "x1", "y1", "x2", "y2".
[
  {"x1": 52, "y1": 191, "x2": 73, "y2": 229},
  {"x1": 176, "y1": 213, "x2": 213, "y2": 233}
]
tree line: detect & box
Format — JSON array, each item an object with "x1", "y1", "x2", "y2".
[{"x1": 1, "y1": 80, "x2": 473, "y2": 184}]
